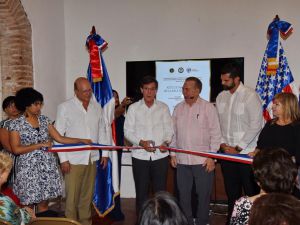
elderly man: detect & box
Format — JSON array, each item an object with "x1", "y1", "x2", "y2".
[
  {"x1": 55, "y1": 77, "x2": 108, "y2": 225},
  {"x1": 170, "y1": 77, "x2": 222, "y2": 225},
  {"x1": 216, "y1": 63, "x2": 263, "y2": 224},
  {"x1": 124, "y1": 76, "x2": 173, "y2": 214}
]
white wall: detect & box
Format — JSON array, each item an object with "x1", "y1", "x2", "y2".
[
  {"x1": 64, "y1": 0, "x2": 300, "y2": 100},
  {"x1": 21, "y1": 0, "x2": 300, "y2": 197},
  {"x1": 21, "y1": 0, "x2": 66, "y2": 120}
]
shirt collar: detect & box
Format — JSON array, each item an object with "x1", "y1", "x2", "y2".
[{"x1": 141, "y1": 98, "x2": 157, "y2": 107}]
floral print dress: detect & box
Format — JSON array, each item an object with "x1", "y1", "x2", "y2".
[
  {"x1": 230, "y1": 196, "x2": 253, "y2": 225},
  {"x1": 0, "y1": 194, "x2": 31, "y2": 225},
  {"x1": 9, "y1": 115, "x2": 62, "y2": 205}
]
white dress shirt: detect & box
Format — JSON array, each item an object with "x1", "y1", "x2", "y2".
[
  {"x1": 55, "y1": 96, "x2": 109, "y2": 165},
  {"x1": 216, "y1": 83, "x2": 264, "y2": 153},
  {"x1": 124, "y1": 99, "x2": 174, "y2": 161}
]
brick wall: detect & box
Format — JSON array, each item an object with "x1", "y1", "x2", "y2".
[{"x1": 0, "y1": 0, "x2": 33, "y2": 107}]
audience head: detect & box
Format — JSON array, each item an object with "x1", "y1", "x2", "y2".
[
  {"x1": 2, "y1": 96, "x2": 19, "y2": 118},
  {"x1": 220, "y1": 63, "x2": 241, "y2": 91},
  {"x1": 15, "y1": 88, "x2": 44, "y2": 113},
  {"x1": 74, "y1": 77, "x2": 93, "y2": 104},
  {"x1": 249, "y1": 193, "x2": 300, "y2": 225},
  {"x1": 0, "y1": 152, "x2": 12, "y2": 187},
  {"x1": 138, "y1": 191, "x2": 188, "y2": 225},
  {"x1": 253, "y1": 148, "x2": 297, "y2": 194},
  {"x1": 272, "y1": 92, "x2": 300, "y2": 123}
]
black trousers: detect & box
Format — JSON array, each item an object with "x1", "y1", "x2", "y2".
[
  {"x1": 132, "y1": 157, "x2": 169, "y2": 214},
  {"x1": 220, "y1": 160, "x2": 260, "y2": 224}
]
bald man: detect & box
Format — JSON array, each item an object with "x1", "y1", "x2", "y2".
[{"x1": 55, "y1": 77, "x2": 108, "y2": 225}]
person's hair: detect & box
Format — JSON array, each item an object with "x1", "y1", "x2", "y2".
[
  {"x1": 0, "y1": 152, "x2": 12, "y2": 174},
  {"x1": 253, "y1": 148, "x2": 297, "y2": 193},
  {"x1": 185, "y1": 77, "x2": 202, "y2": 92},
  {"x1": 221, "y1": 63, "x2": 241, "y2": 79},
  {"x1": 112, "y1": 89, "x2": 119, "y2": 98},
  {"x1": 140, "y1": 76, "x2": 158, "y2": 89},
  {"x1": 138, "y1": 191, "x2": 188, "y2": 225},
  {"x1": 15, "y1": 87, "x2": 44, "y2": 112},
  {"x1": 249, "y1": 193, "x2": 300, "y2": 225},
  {"x1": 2, "y1": 96, "x2": 16, "y2": 111},
  {"x1": 271, "y1": 92, "x2": 300, "y2": 124}
]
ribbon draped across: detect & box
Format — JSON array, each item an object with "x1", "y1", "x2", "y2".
[{"x1": 49, "y1": 143, "x2": 253, "y2": 165}]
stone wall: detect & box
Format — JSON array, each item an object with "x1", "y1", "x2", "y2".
[{"x1": 0, "y1": 0, "x2": 32, "y2": 106}]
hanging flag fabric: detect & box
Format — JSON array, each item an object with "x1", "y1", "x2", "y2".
[
  {"x1": 86, "y1": 27, "x2": 119, "y2": 217},
  {"x1": 256, "y1": 16, "x2": 298, "y2": 120}
]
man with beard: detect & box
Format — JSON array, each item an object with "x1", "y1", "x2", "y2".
[{"x1": 216, "y1": 63, "x2": 263, "y2": 225}]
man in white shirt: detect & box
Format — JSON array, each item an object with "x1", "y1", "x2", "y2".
[
  {"x1": 124, "y1": 76, "x2": 173, "y2": 214},
  {"x1": 216, "y1": 64, "x2": 263, "y2": 224},
  {"x1": 55, "y1": 77, "x2": 108, "y2": 225}
]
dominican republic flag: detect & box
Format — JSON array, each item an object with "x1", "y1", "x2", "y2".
[
  {"x1": 86, "y1": 26, "x2": 119, "y2": 217},
  {"x1": 256, "y1": 16, "x2": 298, "y2": 121}
]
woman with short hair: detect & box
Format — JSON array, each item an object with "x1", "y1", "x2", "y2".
[
  {"x1": 9, "y1": 88, "x2": 91, "y2": 213},
  {"x1": 230, "y1": 148, "x2": 297, "y2": 225}
]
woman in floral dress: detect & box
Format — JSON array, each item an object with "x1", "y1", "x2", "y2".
[{"x1": 9, "y1": 88, "x2": 91, "y2": 213}]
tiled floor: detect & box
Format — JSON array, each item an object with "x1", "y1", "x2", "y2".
[{"x1": 92, "y1": 198, "x2": 228, "y2": 225}]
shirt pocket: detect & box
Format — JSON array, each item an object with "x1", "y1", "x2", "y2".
[
  {"x1": 234, "y1": 103, "x2": 245, "y2": 115},
  {"x1": 217, "y1": 102, "x2": 226, "y2": 114}
]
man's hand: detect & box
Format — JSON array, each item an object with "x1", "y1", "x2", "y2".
[
  {"x1": 100, "y1": 157, "x2": 108, "y2": 169},
  {"x1": 159, "y1": 141, "x2": 170, "y2": 152},
  {"x1": 221, "y1": 144, "x2": 239, "y2": 154},
  {"x1": 248, "y1": 148, "x2": 259, "y2": 158},
  {"x1": 170, "y1": 156, "x2": 177, "y2": 168},
  {"x1": 61, "y1": 161, "x2": 71, "y2": 174},
  {"x1": 139, "y1": 140, "x2": 156, "y2": 152},
  {"x1": 203, "y1": 158, "x2": 215, "y2": 172}
]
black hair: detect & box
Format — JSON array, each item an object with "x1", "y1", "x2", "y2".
[
  {"x1": 15, "y1": 87, "x2": 44, "y2": 112},
  {"x1": 221, "y1": 63, "x2": 241, "y2": 79},
  {"x1": 249, "y1": 193, "x2": 300, "y2": 225},
  {"x1": 253, "y1": 148, "x2": 297, "y2": 193},
  {"x1": 140, "y1": 76, "x2": 158, "y2": 89},
  {"x1": 112, "y1": 89, "x2": 119, "y2": 98},
  {"x1": 185, "y1": 77, "x2": 202, "y2": 92},
  {"x1": 138, "y1": 192, "x2": 188, "y2": 225},
  {"x1": 2, "y1": 96, "x2": 16, "y2": 111}
]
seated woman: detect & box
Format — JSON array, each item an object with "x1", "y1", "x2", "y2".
[
  {"x1": 0, "y1": 152, "x2": 35, "y2": 225},
  {"x1": 249, "y1": 193, "x2": 300, "y2": 225},
  {"x1": 230, "y1": 148, "x2": 297, "y2": 225},
  {"x1": 138, "y1": 191, "x2": 188, "y2": 225},
  {"x1": 9, "y1": 88, "x2": 92, "y2": 214}
]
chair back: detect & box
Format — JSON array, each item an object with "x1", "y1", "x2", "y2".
[
  {"x1": 0, "y1": 220, "x2": 13, "y2": 225},
  {"x1": 28, "y1": 217, "x2": 82, "y2": 225}
]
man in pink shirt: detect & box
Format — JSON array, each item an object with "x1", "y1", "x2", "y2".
[{"x1": 170, "y1": 77, "x2": 222, "y2": 225}]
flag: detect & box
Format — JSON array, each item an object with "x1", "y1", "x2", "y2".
[
  {"x1": 256, "y1": 16, "x2": 298, "y2": 120},
  {"x1": 86, "y1": 26, "x2": 119, "y2": 217}
]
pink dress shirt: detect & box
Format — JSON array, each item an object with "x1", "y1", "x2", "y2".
[{"x1": 170, "y1": 97, "x2": 222, "y2": 165}]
